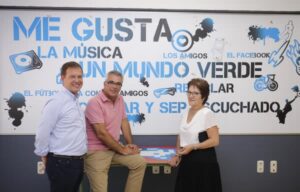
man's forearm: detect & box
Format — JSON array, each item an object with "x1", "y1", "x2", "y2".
[
  {"x1": 97, "y1": 131, "x2": 124, "y2": 152},
  {"x1": 121, "y1": 119, "x2": 133, "y2": 144}
]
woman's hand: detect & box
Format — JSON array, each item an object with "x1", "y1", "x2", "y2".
[
  {"x1": 169, "y1": 155, "x2": 181, "y2": 167},
  {"x1": 177, "y1": 145, "x2": 193, "y2": 155}
]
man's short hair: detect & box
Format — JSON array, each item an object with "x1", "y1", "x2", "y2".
[
  {"x1": 107, "y1": 70, "x2": 123, "y2": 79},
  {"x1": 61, "y1": 61, "x2": 82, "y2": 76}
]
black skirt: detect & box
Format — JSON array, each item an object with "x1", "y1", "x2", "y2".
[{"x1": 175, "y1": 147, "x2": 222, "y2": 192}]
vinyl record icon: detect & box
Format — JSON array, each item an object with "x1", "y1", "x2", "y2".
[
  {"x1": 14, "y1": 54, "x2": 32, "y2": 67},
  {"x1": 9, "y1": 50, "x2": 43, "y2": 74}
]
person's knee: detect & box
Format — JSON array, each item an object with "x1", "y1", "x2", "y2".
[
  {"x1": 137, "y1": 157, "x2": 147, "y2": 170},
  {"x1": 129, "y1": 156, "x2": 147, "y2": 170}
]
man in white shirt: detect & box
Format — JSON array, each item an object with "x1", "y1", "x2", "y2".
[{"x1": 34, "y1": 61, "x2": 87, "y2": 192}]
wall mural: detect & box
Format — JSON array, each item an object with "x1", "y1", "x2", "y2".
[{"x1": 0, "y1": 9, "x2": 299, "y2": 134}]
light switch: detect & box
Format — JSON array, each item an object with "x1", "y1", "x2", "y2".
[
  {"x1": 257, "y1": 160, "x2": 264, "y2": 173},
  {"x1": 270, "y1": 160, "x2": 277, "y2": 173},
  {"x1": 152, "y1": 165, "x2": 160, "y2": 174},
  {"x1": 164, "y1": 165, "x2": 171, "y2": 174},
  {"x1": 37, "y1": 161, "x2": 45, "y2": 174}
]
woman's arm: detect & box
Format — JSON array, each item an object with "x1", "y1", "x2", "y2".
[{"x1": 178, "y1": 126, "x2": 219, "y2": 155}]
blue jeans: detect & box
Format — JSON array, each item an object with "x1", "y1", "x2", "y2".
[{"x1": 46, "y1": 155, "x2": 84, "y2": 192}]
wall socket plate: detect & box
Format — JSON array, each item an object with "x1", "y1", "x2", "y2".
[
  {"x1": 37, "y1": 161, "x2": 45, "y2": 174},
  {"x1": 270, "y1": 160, "x2": 278, "y2": 173},
  {"x1": 163, "y1": 165, "x2": 171, "y2": 174},
  {"x1": 257, "y1": 160, "x2": 264, "y2": 173},
  {"x1": 152, "y1": 165, "x2": 160, "y2": 174}
]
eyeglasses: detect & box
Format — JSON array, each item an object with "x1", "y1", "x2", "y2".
[
  {"x1": 186, "y1": 91, "x2": 201, "y2": 96},
  {"x1": 106, "y1": 80, "x2": 122, "y2": 87}
]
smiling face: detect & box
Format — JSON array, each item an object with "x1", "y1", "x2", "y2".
[
  {"x1": 61, "y1": 67, "x2": 83, "y2": 95},
  {"x1": 187, "y1": 85, "x2": 203, "y2": 108},
  {"x1": 186, "y1": 78, "x2": 210, "y2": 108},
  {"x1": 103, "y1": 73, "x2": 123, "y2": 101}
]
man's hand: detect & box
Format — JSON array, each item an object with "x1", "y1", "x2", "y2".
[
  {"x1": 119, "y1": 144, "x2": 140, "y2": 155},
  {"x1": 126, "y1": 144, "x2": 140, "y2": 154},
  {"x1": 41, "y1": 156, "x2": 47, "y2": 166}
]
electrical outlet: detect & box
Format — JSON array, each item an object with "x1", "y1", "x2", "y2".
[
  {"x1": 257, "y1": 160, "x2": 264, "y2": 173},
  {"x1": 270, "y1": 160, "x2": 277, "y2": 173},
  {"x1": 163, "y1": 165, "x2": 171, "y2": 174},
  {"x1": 37, "y1": 161, "x2": 45, "y2": 174},
  {"x1": 152, "y1": 165, "x2": 160, "y2": 174}
]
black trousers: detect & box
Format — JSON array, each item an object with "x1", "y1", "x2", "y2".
[{"x1": 46, "y1": 155, "x2": 84, "y2": 192}]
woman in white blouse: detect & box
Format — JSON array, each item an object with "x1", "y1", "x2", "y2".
[{"x1": 170, "y1": 78, "x2": 222, "y2": 192}]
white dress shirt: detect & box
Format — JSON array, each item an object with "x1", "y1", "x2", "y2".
[{"x1": 34, "y1": 87, "x2": 87, "y2": 156}]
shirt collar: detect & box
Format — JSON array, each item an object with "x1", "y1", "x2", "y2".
[
  {"x1": 99, "y1": 90, "x2": 120, "y2": 103},
  {"x1": 62, "y1": 86, "x2": 80, "y2": 100}
]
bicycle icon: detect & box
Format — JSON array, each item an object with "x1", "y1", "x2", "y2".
[{"x1": 254, "y1": 74, "x2": 278, "y2": 91}]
